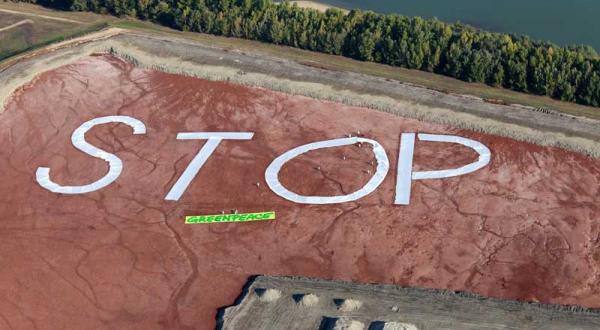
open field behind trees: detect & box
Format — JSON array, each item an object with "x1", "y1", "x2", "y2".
[
  {"x1": 7, "y1": 0, "x2": 600, "y2": 109},
  {"x1": 0, "y1": 2, "x2": 112, "y2": 60}
]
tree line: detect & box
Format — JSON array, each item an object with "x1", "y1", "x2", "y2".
[{"x1": 25, "y1": 0, "x2": 600, "y2": 107}]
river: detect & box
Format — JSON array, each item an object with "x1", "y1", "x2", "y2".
[{"x1": 318, "y1": 0, "x2": 600, "y2": 51}]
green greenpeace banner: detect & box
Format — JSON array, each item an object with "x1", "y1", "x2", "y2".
[{"x1": 185, "y1": 211, "x2": 275, "y2": 224}]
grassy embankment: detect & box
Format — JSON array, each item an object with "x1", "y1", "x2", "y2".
[
  {"x1": 1, "y1": 2, "x2": 599, "y2": 121},
  {"x1": 110, "y1": 19, "x2": 600, "y2": 121},
  {"x1": 0, "y1": 2, "x2": 114, "y2": 61}
]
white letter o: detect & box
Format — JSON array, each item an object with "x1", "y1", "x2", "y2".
[{"x1": 265, "y1": 137, "x2": 389, "y2": 204}]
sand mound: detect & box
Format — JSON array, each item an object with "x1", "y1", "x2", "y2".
[
  {"x1": 336, "y1": 299, "x2": 363, "y2": 312},
  {"x1": 256, "y1": 288, "x2": 282, "y2": 302}
]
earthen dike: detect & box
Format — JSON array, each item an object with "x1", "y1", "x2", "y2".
[{"x1": 1, "y1": 54, "x2": 599, "y2": 329}]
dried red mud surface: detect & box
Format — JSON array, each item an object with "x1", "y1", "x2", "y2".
[{"x1": 1, "y1": 55, "x2": 599, "y2": 329}]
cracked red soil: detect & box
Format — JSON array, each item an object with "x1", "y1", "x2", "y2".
[{"x1": 1, "y1": 55, "x2": 599, "y2": 329}]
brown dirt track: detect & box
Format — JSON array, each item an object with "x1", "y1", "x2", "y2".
[{"x1": 1, "y1": 55, "x2": 599, "y2": 329}]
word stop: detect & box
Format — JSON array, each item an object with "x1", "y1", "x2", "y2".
[{"x1": 36, "y1": 116, "x2": 491, "y2": 205}]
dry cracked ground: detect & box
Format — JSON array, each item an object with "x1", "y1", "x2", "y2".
[{"x1": 0, "y1": 55, "x2": 599, "y2": 329}]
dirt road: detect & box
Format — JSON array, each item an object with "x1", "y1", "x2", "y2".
[
  {"x1": 0, "y1": 7, "x2": 82, "y2": 24},
  {"x1": 0, "y1": 19, "x2": 33, "y2": 32}
]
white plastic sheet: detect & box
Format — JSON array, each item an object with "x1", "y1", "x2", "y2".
[
  {"x1": 265, "y1": 137, "x2": 390, "y2": 204},
  {"x1": 412, "y1": 134, "x2": 491, "y2": 180},
  {"x1": 36, "y1": 116, "x2": 146, "y2": 194},
  {"x1": 394, "y1": 133, "x2": 416, "y2": 205},
  {"x1": 164, "y1": 132, "x2": 254, "y2": 201},
  {"x1": 394, "y1": 133, "x2": 491, "y2": 205}
]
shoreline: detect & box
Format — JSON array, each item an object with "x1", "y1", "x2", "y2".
[{"x1": 282, "y1": 1, "x2": 348, "y2": 13}]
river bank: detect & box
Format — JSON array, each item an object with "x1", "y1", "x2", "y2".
[{"x1": 316, "y1": 0, "x2": 600, "y2": 51}]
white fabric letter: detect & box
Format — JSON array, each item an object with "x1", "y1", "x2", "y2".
[
  {"x1": 394, "y1": 133, "x2": 491, "y2": 205},
  {"x1": 36, "y1": 115, "x2": 146, "y2": 194},
  {"x1": 394, "y1": 133, "x2": 416, "y2": 205},
  {"x1": 165, "y1": 132, "x2": 254, "y2": 201},
  {"x1": 265, "y1": 137, "x2": 390, "y2": 204}
]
